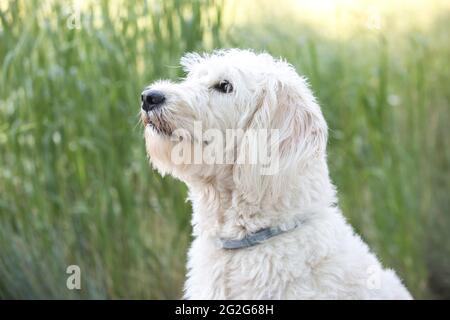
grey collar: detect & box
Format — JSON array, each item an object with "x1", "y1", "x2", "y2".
[{"x1": 219, "y1": 219, "x2": 303, "y2": 250}]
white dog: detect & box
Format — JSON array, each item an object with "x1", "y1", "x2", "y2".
[{"x1": 141, "y1": 49, "x2": 412, "y2": 299}]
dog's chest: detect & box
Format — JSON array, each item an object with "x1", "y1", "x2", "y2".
[{"x1": 184, "y1": 236, "x2": 313, "y2": 299}]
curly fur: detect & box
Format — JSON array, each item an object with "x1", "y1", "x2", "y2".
[{"x1": 142, "y1": 49, "x2": 412, "y2": 299}]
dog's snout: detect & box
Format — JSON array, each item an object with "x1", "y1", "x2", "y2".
[{"x1": 141, "y1": 90, "x2": 166, "y2": 112}]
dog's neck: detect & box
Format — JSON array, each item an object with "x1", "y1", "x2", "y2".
[{"x1": 186, "y1": 158, "x2": 337, "y2": 240}]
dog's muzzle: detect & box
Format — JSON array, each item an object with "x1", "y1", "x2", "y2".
[{"x1": 141, "y1": 89, "x2": 172, "y2": 136}]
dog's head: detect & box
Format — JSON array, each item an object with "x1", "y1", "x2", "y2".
[{"x1": 141, "y1": 49, "x2": 327, "y2": 201}]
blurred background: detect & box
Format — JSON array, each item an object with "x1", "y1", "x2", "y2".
[{"x1": 0, "y1": 0, "x2": 449, "y2": 299}]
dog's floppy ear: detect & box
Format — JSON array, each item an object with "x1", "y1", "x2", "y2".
[
  {"x1": 233, "y1": 70, "x2": 328, "y2": 204},
  {"x1": 274, "y1": 76, "x2": 328, "y2": 168}
]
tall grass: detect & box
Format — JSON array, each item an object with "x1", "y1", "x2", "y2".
[
  {"x1": 0, "y1": 0, "x2": 449, "y2": 299},
  {"x1": 0, "y1": 0, "x2": 223, "y2": 299}
]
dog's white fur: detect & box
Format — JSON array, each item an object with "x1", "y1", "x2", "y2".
[{"x1": 142, "y1": 49, "x2": 412, "y2": 299}]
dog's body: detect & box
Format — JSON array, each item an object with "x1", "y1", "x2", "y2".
[{"x1": 141, "y1": 49, "x2": 412, "y2": 299}]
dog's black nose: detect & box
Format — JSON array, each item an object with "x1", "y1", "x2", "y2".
[{"x1": 141, "y1": 90, "x2": 166, "y2": 112}]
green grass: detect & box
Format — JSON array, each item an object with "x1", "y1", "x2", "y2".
[{"x1": 0, "y1": 0, "x2": 449, "y2": 299}]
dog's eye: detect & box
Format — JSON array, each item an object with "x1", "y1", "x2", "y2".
[{"x1": 213, "y1": 80, "x2": 233, "y2": 93}]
